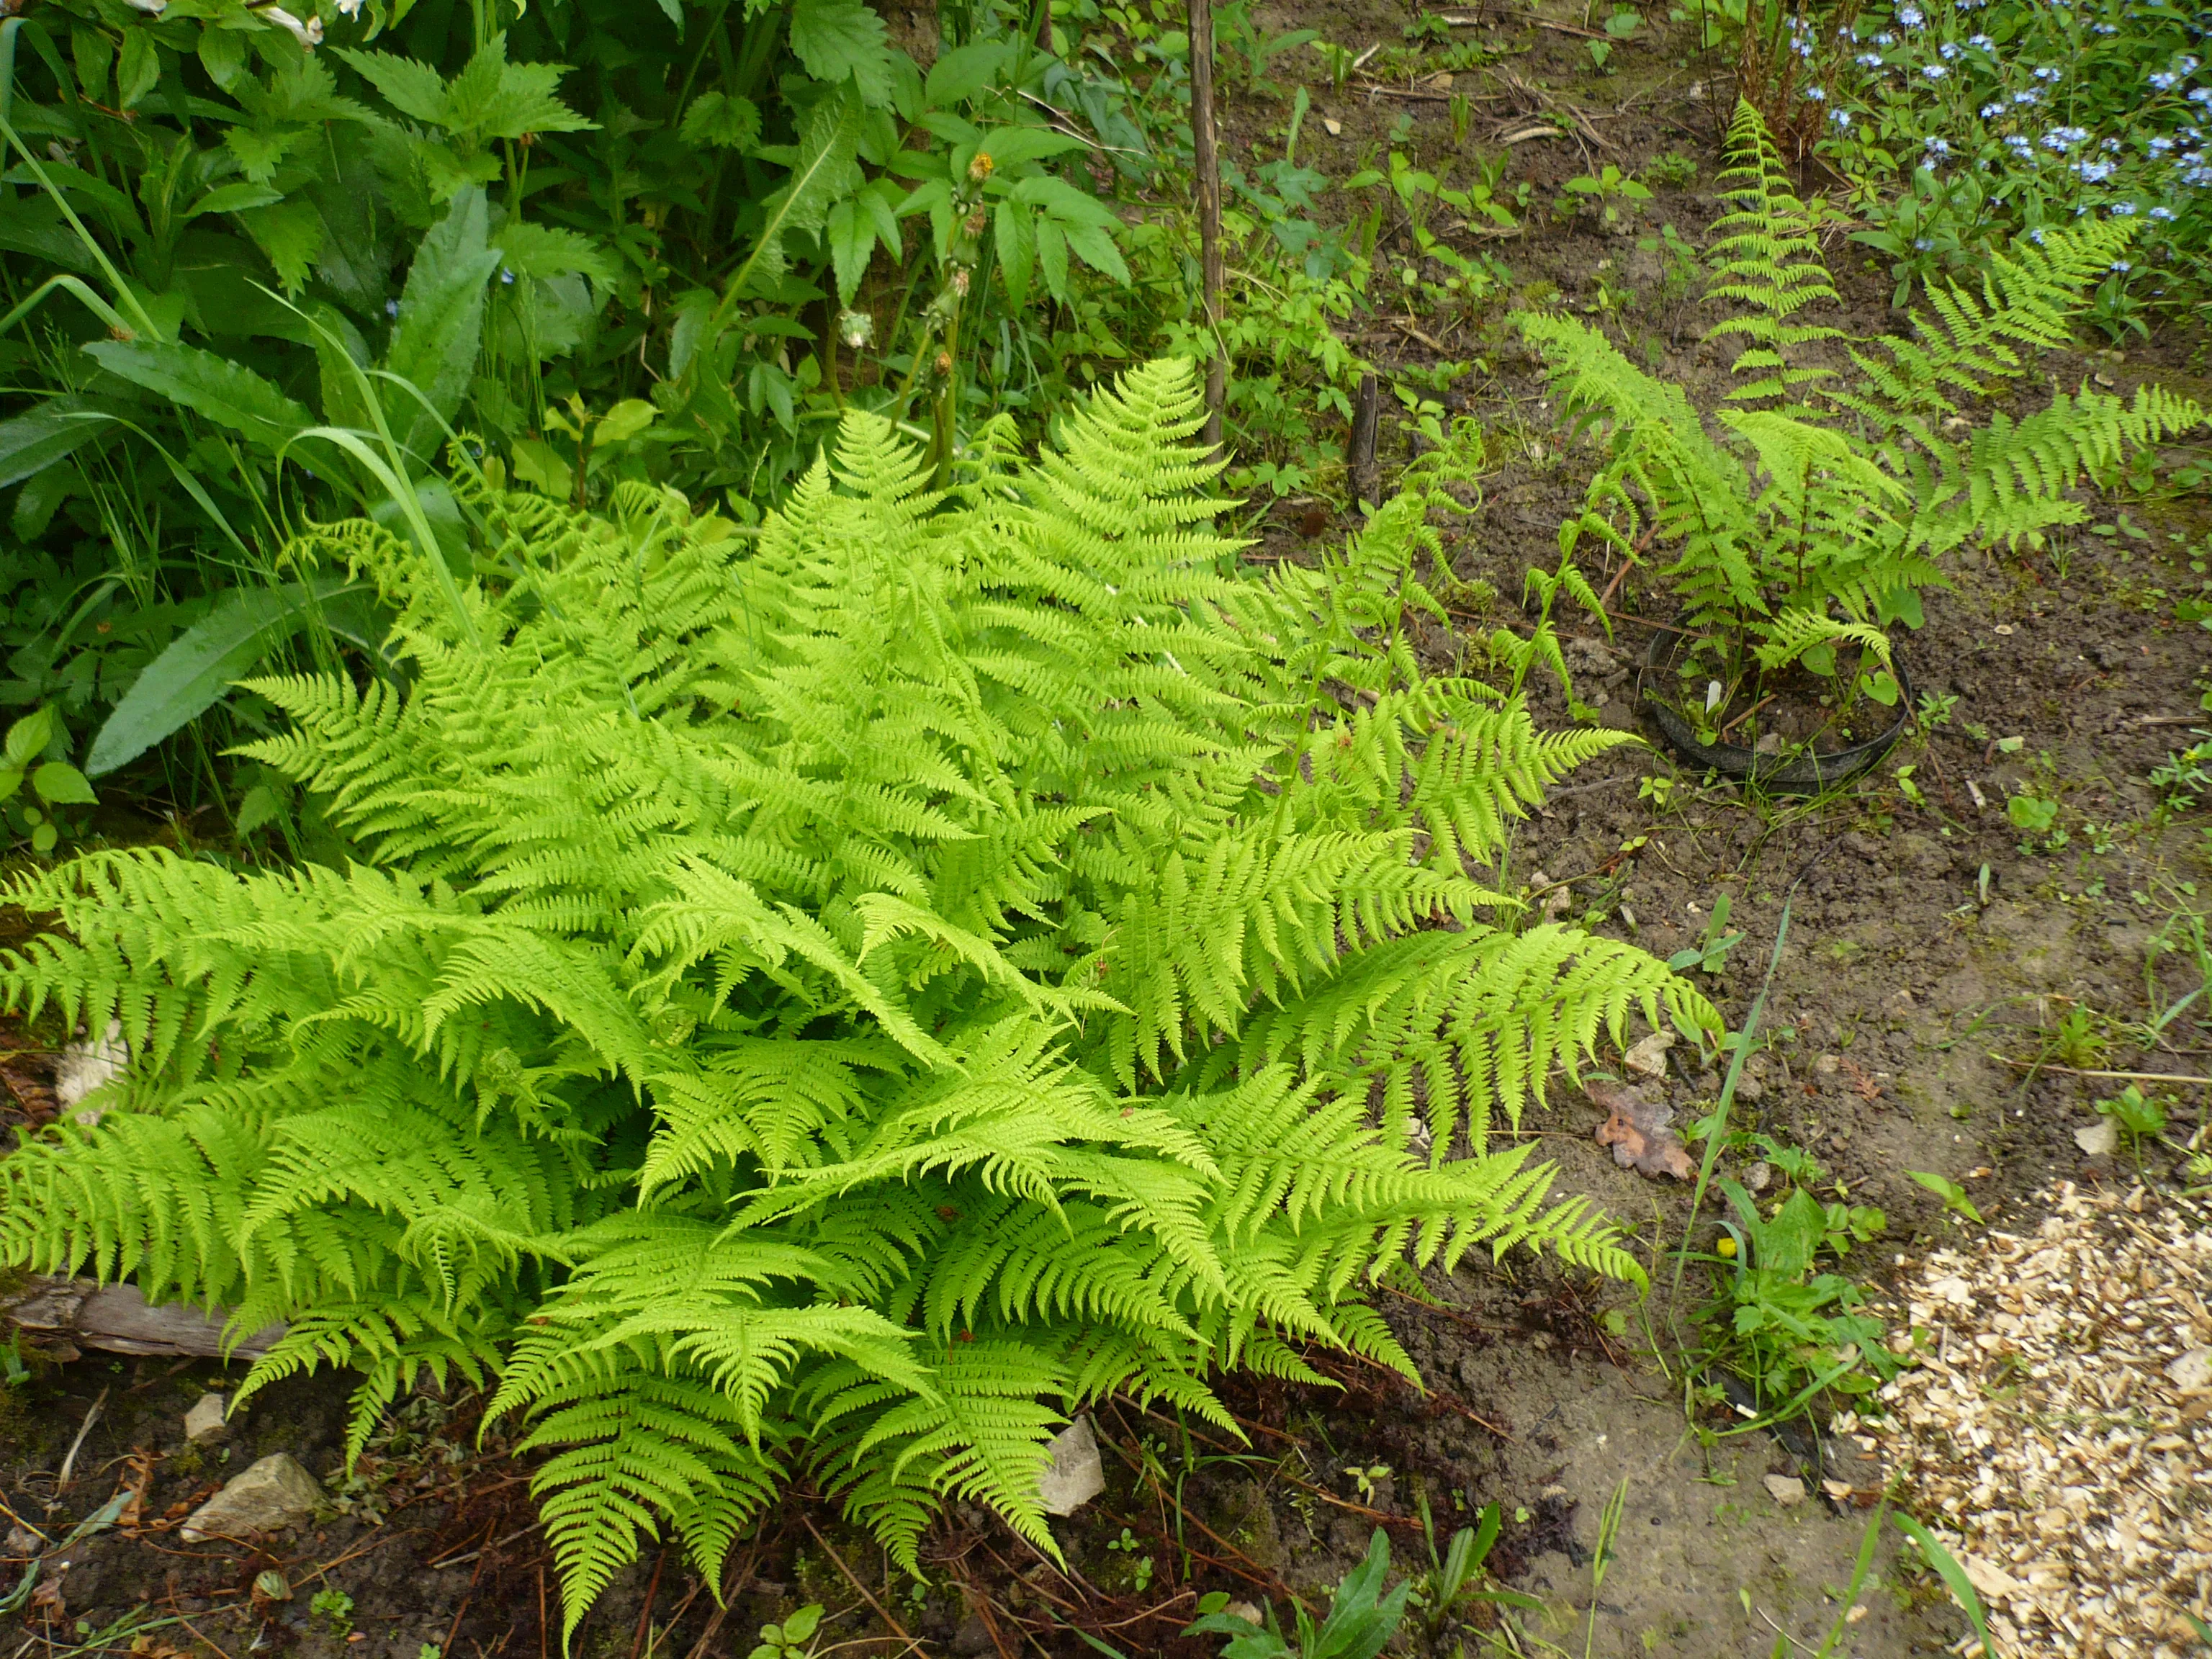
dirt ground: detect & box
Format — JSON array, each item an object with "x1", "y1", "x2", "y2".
[{"x1": 0, "y1": 0, "x2": 2206, "y2": 1654}]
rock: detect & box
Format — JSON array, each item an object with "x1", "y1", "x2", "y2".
[
  {"x1": 55, "y1": 1020, "x2": 127, "y2": 1126},
  {"x1": 1623, "y1": 1031, "x2": 1674, "y2": 1076},
  {"x1": 2074, "y1": 1118, "x2": 2119, "y2": 1157},
  {"x1": 1743, "y1": 1160, "x2": 1772, "y2": 1194},
  {"x1": 179, "y1": 1454, "x2": 322, "y2": 1544},
  {"x1": 1763, "y1": 1473, "x2": 1807, "y2": 1507},
  {"x1": 184, "y1": 1392, "x2": 228, "y2": 1444},
  {"x1": 1037, "y1": 1415, "x2": 1105, "y2": 1516},
  {"x1": 1815, "y1": 1053, "x2": 1840, "y2": 1077},
  {"x1": 951, "y1": 1614, "x2": 995, "y2": 1655},
  {"x1": 2167, "y1": 1348, "x2": 2212, "y2": 1396},
  {"x1": 1733, "y1": 1074, "x2": 1766, "y2": 1104},
  {"x1": 1223, "y1": 1601, "x2": 1263, "y2": 1627}
]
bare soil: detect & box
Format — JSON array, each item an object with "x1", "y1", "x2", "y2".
[{"x1": 0, "y1": 1, "x2": 2206, "y2": 1655}]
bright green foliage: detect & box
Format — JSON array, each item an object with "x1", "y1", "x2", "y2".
[
  {"x1": 1519, "y1": 102, "x2": 2205, "y2": 685},
  {"x1": 1704, "y1": 100, "x2": 1844, "y2": 408},
  {"x1": 0, "y1": 363, "x2": 1710, "y2": 1636}
]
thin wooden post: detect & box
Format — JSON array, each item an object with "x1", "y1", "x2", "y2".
[{"x1": 1187, "y1": 0, "x2": 1225, "y2": 451}]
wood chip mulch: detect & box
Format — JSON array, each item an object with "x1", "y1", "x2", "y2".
[{"x1": 1863, "y1": 1182, "x2": 2211, "y2": 1658}]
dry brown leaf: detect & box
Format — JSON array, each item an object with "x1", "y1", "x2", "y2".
[{"x1": 1589, "y1": 1079, "x2": 1694, "y2": 1179}]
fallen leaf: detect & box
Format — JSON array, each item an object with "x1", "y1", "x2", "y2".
[
  {"x1": 1622, "y1": 1030, "x2": 1673, "y2": 1076},
  {"x1": 1322, "y1": 117, "x2": 1342, "y2": 136},
  {"x1": 1590, "y1": 1079, "x2": 1694, "y2": 1179},
  {"x1": 1959, "y1": 1550, "x2": 2026, "y2": 1604}
]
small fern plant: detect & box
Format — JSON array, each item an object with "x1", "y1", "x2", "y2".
[
  {"x1": 1519, "y1": 102, "x2": 2203, "y2": 734},
  {"x1": 0, "y1": 363, "x2": 1714, "y2": 1637}
]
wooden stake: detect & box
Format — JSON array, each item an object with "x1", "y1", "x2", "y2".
[
  {"x1": 1346, "y1": 371, "x2": 1380, "y2": 508},
  {"x1": 1187, "y1": 0, "x2": 1225, "y2": 449}
]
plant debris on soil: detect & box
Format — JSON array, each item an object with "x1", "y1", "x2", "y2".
[{"x1": 1866, "y1": 1184, "x2": 2212, "y2": 1658}]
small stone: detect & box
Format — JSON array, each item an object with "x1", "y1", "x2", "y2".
[
  {"x1": 1223, "y1": 1601, "x2": 1262, "y2": 1626},
  {"x1": 1322, "y1": 117, "x2": 1342, "y2": 136},
  {"x1": 184, "y1": 1392, "x2": 228, "y2": 1444},
  {"x1": 1815, "y1": 1053, "x2": 1840, "y2": 1076},
  {"x1": 55, "y1": 1019, "x2": 128, "y2": 1126},
  {"x1": 1733, "y1": 1074, "x2": 1766, "y2": 1104},
  {"x1": 2074, "y1": 1118, "x2": 2119, "y2": 1157},
  {"x1": 1763, "y1": 1474, "x2": 1806, "y2": 1507},
  {"x1": 1624, "y1": 1031, "x2": 1673, "y2": 1076},
  {"x1": 1743, "y1": 1161, "x2": 1772, "y2": 1194},
  {"x1": 951, "y1": 1614, "x2": 994, "y2": 1655},
  {"x1": 2167, "y1": 1348, "x2": 2212, "y2": 1396},
  {"x1": 179, "y1": 1453, "x2": 321, "y2": 1544},
  {"x1": 1036, "y1": 1414, "x2": 1105, "y2": 1516}
]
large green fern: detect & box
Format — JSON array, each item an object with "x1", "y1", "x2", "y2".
[
  {"x1": 0, "y1": 362, "x2": 1713, "y2": 1637},
  {"x1": 1520, "y1": 102, "x2": 2203, "y2": 706}
]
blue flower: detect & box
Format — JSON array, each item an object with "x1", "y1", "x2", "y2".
[
  {"x1": 385, "y1": 299, "x2": 400, "y2": 318},
  {"x1": 2192, "y1": 87, "x2": 2212, "y2": 105},
  {"x1": 2109, "y1": 201, "x2": 2136, "y2": 215},
  {"x1": 1857, "y1": 50, "x2": 1885, "y2": 66},
  {"x1": 2182, "y1": 56, "x2": 2203, "y2": 73},
  {"x1": 1938, "y1": 40, "x2": 1960, "y2": 58},
  {"x1": 1922, "y1": 63, "x2": 1947, "y2": 78},
  {"x1": 2033, "y1": 66, "x2": 2061, "y2": 82},
  {"x1": 2029, "y1": 225, "x2": 2047, "y2": 243},
  {"x1": 1831, "y1": 107, "x2": 1853, "y2": 125},
  {"x1": 1925, "y1": 135, "x2": 1951, "y2": 156},
  {"x1": 2091, "y1": 22, "x2": 2116, "y2": 32},
  {"x1": 2151, "y1": 72, "x2": 2181, "y2": 90},
  {"x1": 1980, "y1": 102, "x2": 2002, "y2": 118},
  {"x1": 1913, "y1": 236, "x2": 1935, "y2": 250},
  {"x1": 1968, "y1": 32, "x2": 1992, "y2": 48},
  {"x1": 500, "y1": 267, "x2": 516, "y2": 285},
  {"x1": 2110, "y1": 258, "x2": 2131, "y2": 271},
  {"x1": 2150, "y1": 204, "x2": 2177, "y2": 219},
  {"x1": 1897, "y1": 3, "x2": 1924, "y2": 24},
  {"x1": 1805, "y1": 84, "x2": 1826, "y2": 99},
  {"x1": 1874, "y1": 30, "x2": 1896, "y2": 44}
]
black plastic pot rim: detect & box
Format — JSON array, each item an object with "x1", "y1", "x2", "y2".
[{"x1": 1637, "y1": 630, "x2": 1913, "y2": 794}]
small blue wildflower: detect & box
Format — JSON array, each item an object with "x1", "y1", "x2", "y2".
[
  {"x1": 2149, "y1": 204, "x2": 2177, "y2": 219},
  {"x1": 2182, "y1": 55, "x2": 2202, "y2": 73},
  {"x1": 1922, "y1": 63, "x2": 1947, "y2": 78},
  {"x1": 1925, "y1": 135, "x2": 1952, "y2": 156},
  {"x1": 2033, "y1": 66, "x2": 2062, "y2": 81},
  {"x1": 2091, "y1": 22, "x2": 2116, "y2": 32},
  {"x1": 500, "y1": 267, "x2": 516, "y2": 285},
  {"x1": 1857, "y1": 50, "x2": 1885, "y2": 66},
  {"x1": 2151, "y1": 73, "x2": 2181, "y2": 90},
  {"x1": 2192, "y1": 87, "x2": 2212, "y2": 105},
  {"x1": 1913, "y1": 236, "x2": 1935, "y2": 250},
  {"x1": 1938, "y1": 40, "x2": 1960, "y2": 58},
  {"x1": 1897, "y1": 2, "x2": 1924, "y2": 24},
  {"x1": 1874, "y1": 30, "x2": 1897, "y2": 44},
  {"x1": 385, "y1": 299, "x2": 400, "y2": 318},
  {"x1": 1805, "y1": 84, "x2": 1826, "y2": 99},
  {"x1": 2110, "y1": 258, "x2": 2131, "y2": 271},
  {"x1": 2029, "y1": 226, "x2": 2047, "y2": 243},
  {"x1": 1831, "y1": 107, "x2": 1852, "y2": 126},
  {"x1": 1980, "y1": 102, "x2": 2002, "y2": 118},
  {"x1": 2109, "y1": 201, "x2": 2137, "y2": 215}
]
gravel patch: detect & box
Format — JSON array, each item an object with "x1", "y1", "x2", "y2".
[{"x1": 1865, "y1": 1182, "x2": 2211, "y2": 1658}]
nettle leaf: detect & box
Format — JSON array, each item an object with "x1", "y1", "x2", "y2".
[
  {"x1": 222, "y1": 127, "x2": 302, "y2": 186},
  {"x1": 238, "y1": 199, "x2": 328, "y2": 293},
  {"x1": 82, "y1": 339, "x2": 313, "y2": 452},
  {"x1": 332, "y1": 45, "x2": 451, "y2": 127},
  {"x1": 495, "y1": 220, "x2": 620, "y2": 289},
  {"x1": 788, "y1": 0, "x2": 896, "y2": 107},
  {"x1": 189, "y1": 181, "x2": 287, "y2": 219},
  {"x1": 679, "y1": 91, "x2": 762, "y2": 153},
  {"x1": 443, "y1": 35, "x2": 595, "y2": 143}
]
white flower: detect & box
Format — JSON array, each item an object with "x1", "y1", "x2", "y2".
[
  {"x1": 336, "y1": 0, "x2": 362, "y2": 14},
  {"x1": 260, "y1": 6, "x2": 325, "y2": 48},
  {"x1": 126, "y1": 0, "x2": 168, "y2": 14}
]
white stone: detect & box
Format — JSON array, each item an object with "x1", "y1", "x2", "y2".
[
  {"x1": 2073, "y1": 1118, "x2": 2119, "y2": 1157},
  {"x1": 179, "y1": 1453, "x2": 321, "y2": 1543},
  {"x1": 1763, "y1": 1474, "x2": 1806, "y2": 1507},
  {"x1": 55, "y1": 1020, "x2": 127, "y2": 1125},
  {"x1": 1037, "y1": 1415, "x2": 1105, "y2": 1517},
  {"x1": 1623, "y1": 1031, "x2": 1673, "y2": 1076},
  {"x1": 184, "y1": 1392, "x2": 228, "y2": 1444}
]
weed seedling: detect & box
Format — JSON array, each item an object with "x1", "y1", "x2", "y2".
[{"x1": 1669, "y1": 892, "x2": 1745, "y2": 976}]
